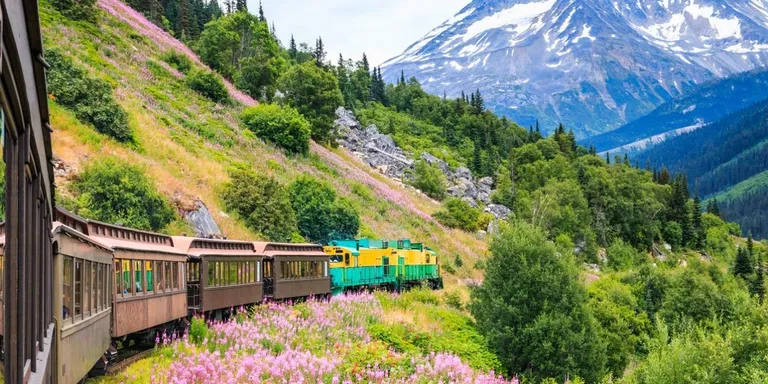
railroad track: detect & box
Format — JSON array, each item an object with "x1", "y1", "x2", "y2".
[{"x1": 103, "y1": 347, "x2": 155, "y2": 376}]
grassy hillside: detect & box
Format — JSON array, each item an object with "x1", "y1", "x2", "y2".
[{"x1": 40, "y1": 0, "x2": 486, "y2": 287}]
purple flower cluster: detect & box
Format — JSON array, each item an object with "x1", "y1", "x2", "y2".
[{"x1": 151, "y1": 294, "x2": 515, "y2": 383}]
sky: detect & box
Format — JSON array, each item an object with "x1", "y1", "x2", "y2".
[{"x1": 251, "y1": 0, "x2": 470, "y2": 67}]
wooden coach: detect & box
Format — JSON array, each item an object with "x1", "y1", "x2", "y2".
[
  {"x1": 2, "y1": 0, "x2": 57, "y2": 382},
  {"x1": 173, "y1": 237, "x2": 263, "y2": 316},
  {"x1": 88, "y1": 222, "x2": 188, "y2": 338},
  {"x1": 254, "y1": 242, "x2": 331, "y2": 300},
  {"x1": 52, "y1": 223, "x2": 113, "y2": 384}
]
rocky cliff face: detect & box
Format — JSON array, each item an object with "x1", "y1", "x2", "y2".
[{"x1": 335, "y1": 107, "x2": 511, "y2": 220}]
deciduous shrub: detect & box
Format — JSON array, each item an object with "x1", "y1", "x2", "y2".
[
  {"x1": 71, "y1": 158, "x2": 175, "y2": 231},
  {"x1": 433, "y1": 199, "x2": 481, "y2": 232},
  {"x1": 52, "y1": 0, "x2": 97, "y2": 21},
  {"x1": 161, "y1": 50, "x2": 193, "y2": 74},
  {"x1": 186, "y1": 69, "x2": 229, "y2": 103},
  {"x1": 606, "y1": 239, "x2": 643, "y2": 270},
  {"x1": 277, "y1": 61, "x2": 343, "y2": 143},
  {"x1": 288, "y1": 176, "x2": 360, "y2": 242},
  {"x1": 221, "y1": 169, "x2": 298, "y2": 241},
  {"x1": 408, "y1": 160, "x2": 446, "y2": 200},
  {"x1": 240, "y1": 104, "x2": 311, "y2": 155},
  {"x1": 46, "y1": 49, "x2": 134, "y2": 143}
]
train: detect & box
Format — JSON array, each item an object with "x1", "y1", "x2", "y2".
[{"x1": 0, "y1": 207, "x2": 441, "y2": 383}]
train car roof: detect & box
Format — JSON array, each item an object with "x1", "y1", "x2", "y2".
[
  {"x1": 324, "y1": 245, "x2": 360, "y2": 256},
  {"x1": 52, "y1": 222, "x2": 114, "y2": 254},
  {"x1": 171, "y1": 236, "x2": 260, "y2": 257},
  {"x1": 253, "y1": 242, "x2": 327, "y2": 257}
]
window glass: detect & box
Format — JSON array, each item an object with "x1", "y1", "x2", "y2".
[
  {"x1": 114, "y1": 260, "x2": 121, "y2": 297},
  {"x1": 156, "y1": 261, "x2": 165, "y2": 292},
  {"x1": 145, "y1": 261, "x2": 154, "y2": 293},
  {"x1": 96, "y1": 264, "x2": 102, "y2": 311},
  {"x1": 324, "y1": 261, "x2": 328, "y2": 277},
  {"x1": 250, "y1": 261, "x2": 256, "y2": 283},
  {"x1": 74, "y1": 260, "x2": 82, "y2": 316},
  {"x1": 83, "y1": 260, "x2": 91, "y2": 314},
  {"x1": 208, "y1": 261, "x2": 215, "y2": 286},
  {"x1": 134, "y1": 260, "x2": 143, "y2": 294},
  {"x1": 229, "y1": 262, "x2": 237, "y2": 285},
  {"x1": 122, "y1": 260, "x2": 131, "y2": 295},
  {"x1": 63, "y1": 256, "x2": 73, "y2": 320},
  {"x1": 172, "y1": 262, "x2": 179, "y2": 290},
  {"x1": 165, "y1": 261, "x2": 171, "y2": 291}
]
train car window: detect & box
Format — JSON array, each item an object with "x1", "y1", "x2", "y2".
[
  {"x1": 165, "y1": 261, "x2": 172, "y2": 291},
  {"x1": 134, "y1": 260, "x2": 143, "y2": 294},
  {"x1": 145, "y1": 261, "x2": 154, "y2": 294},
  {"x1": 172, "y1": 262, "x2": 179, "y2": 290},
  {"x1": 83, "y1": 261, "x2": 90, "y2": 315},
  {"x1": 114, "y1": 260, "x2": 121, "y2": 297},
  {"x1": 207, "y1": 262, "x2": 214, "y2": 286},
  {"x1": 87, "y1": 260, "x2": 94, "y2": 314},
  {"x1": 74, "y1": 259, "x2": 82, "y2": 317},
  {"x1": 63, "y1": 256, "x2": 73, "y2": 322},
  {"x1": 156, "y1": 261, "x2": 164, "y2": 293},
  {"x1": 95, "y1": 264, "x2": 101, "y2": 311},
  {"x1": 344, "y1": 253, "x2": 350, "y2": 266},
  {"x1": 324, "y1": 261, "x2": 328, "y2": 277}
]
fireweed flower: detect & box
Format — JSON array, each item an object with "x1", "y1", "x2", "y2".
[{"x1": 149, "y1": 293, "x2": 517, "y2": 383}]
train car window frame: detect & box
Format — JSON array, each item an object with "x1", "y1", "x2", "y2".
[
  {"x1": 155, "y1": 261, "x2": 163, "y2": 293},
  {"x1": 145, "y1": 261, "x2": 154, "y2": 294},
  {"x1": 95, "y1": 263, "x2": 102, "y2": 312},
  {"x1": 207, "y1": 261, "x2": 215, "y2": 287},
  {"x1": 165, "y1": 261, "x2": 172, "y2": 291},
  {"x1": 85, "y1": 260, "x2": 92, "y2": 315},
  {"x1": 74, "y1": 259, "x2": 83, "y2": 318},
  {"x1": 63, "y1": 256, "x2": 74, "y2": 324},
  {"x1": 115, "y1": 259, "x2": 122, "y2": 297},
  {"x1": 324, "y1": 261, "x2": 328, "y2": 278},
  {"x1": 172, "y1": 262, "x2": 179, "y2": 290}
]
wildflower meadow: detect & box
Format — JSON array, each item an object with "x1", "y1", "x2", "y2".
[{"x1": 142, "y1": 293, "x2": 514, "y2": 384}]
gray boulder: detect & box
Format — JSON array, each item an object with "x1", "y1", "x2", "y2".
[
  {"x1": 484, "y1": 204, "x2": 511, "y2": 220},
  {"x1": 185, "y1": 201, "x2": 222, "y2": 238}
]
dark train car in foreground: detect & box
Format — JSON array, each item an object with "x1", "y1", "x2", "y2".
[
  {"x1": 254, "y1": 242, "x2": 331, "y2": 300},
  {"x1": 173, "y1": 237, "x2": 263, "y2": 316}
]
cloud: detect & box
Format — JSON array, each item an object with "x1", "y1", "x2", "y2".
[{"x1": 252, "y1": 0, "x2": 468, "y2": 66}]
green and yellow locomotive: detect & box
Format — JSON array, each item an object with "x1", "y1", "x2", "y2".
[{"x1": 324, "y1": 238, "x2": 442, "y2": 295}]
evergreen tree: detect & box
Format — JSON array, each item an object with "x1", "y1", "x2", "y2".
[
  {"x1": 711, "y1": 197, "x2": 721, "y2": 217},
  {"x1": 472, "y1": 144, "x2": 483, "y2": 175},
  {"x1": 753, "y1": 253, "x2": 766, "y2": 304},
  {"x1": 223, "y1": 0, "x2": 232, "y2": 14},
  {"x1": 734, "y1": 247, "x2": 753, "y2": 280},
  {"x1": 623, "y1": 153, "x2": 630, "y2": 166},
  {"x1": 289, "y1": 35, "x2": 298, "y2": 60},
  {"x1": 235, "y1": 0, "x2": 246, "y2": 12},
  {"x1": 605, "y1": 152, "x2": 611, "y2": 165},
  {"x1": 658, "y1": 166, "x2": 671, "y2": 185},
  {"x1": 147, "y1": 0, "x2": 164, "y2": 26},
  {"x1": 314, "y1": 37, "x2": 326, "y2": 67},
  {"x1": 692, "y1": 194, "x2": 704, "y2": 249},
  {"x1": 258, "y1": 0, "x2": 265, "y2": 22},
  {"x1": 748, "y1": 235, "x2": 755, "y2": 259},
  {"x1": 177, "y1": 0, "x2": 190, "y2": 38},
  {"x1": 361, "y1": 53, "x2": 370, "y2": 73},
  {"x1": 399, "y1": 70, "x2": 406, "y2": 86}
]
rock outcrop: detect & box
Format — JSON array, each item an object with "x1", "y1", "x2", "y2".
[
  {"x1": 335, "y1": 107, "x2": 498, "y2": 209},
  {"x1": 184, "y1": 200, "x2": 222, "y2": 238}
]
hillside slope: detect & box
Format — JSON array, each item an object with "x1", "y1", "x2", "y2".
[
  {"x1": 584, "y1": 68, "x2": 768, "y2": 153},
  {"x1": 633, "y1": 99, "x2": 768, "y2": 238},
  {"x1": 42, "y1": 0, "x2": 486, "y2": 286}
]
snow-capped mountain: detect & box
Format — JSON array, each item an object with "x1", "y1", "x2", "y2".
[{"x1": 382, "y1": 0, "x2": 768, "y2": 137}]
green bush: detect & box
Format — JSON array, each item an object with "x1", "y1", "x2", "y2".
[
  {"x1": 606, "y1": 239, "x2": 643, "y2": 270},
  {"x1": 189, "y1": 316, "x2": 209, "y2": 345},
  {"x1": 71, "y1": 158, "x2": 175, "y2": 231},
  {"x1": 277, "y1": 61, "x2": 343, "y2": 143},
  {"x1": 186, "y1": 69, "x2": 229, "y2": 103},
  {"x1": 408, "y1": 160, "x2": 447, "y2": 200},
  {"x1": 443, "y1": 290, "x2": 465, "y2": 310},
  {"x1": 221, "y1": 169, "x2": 298, "y2": 241},
  {"x1": 433, "y1": 198, "x2": 481, "y2": 232},
  {"x1": 46, "y1": 49, "x2": 134, "y2": 143},
  {"x1": 240, "y1": 104, "x2": 311, "y2": 155},
  {"x1": 161, "y1": 51, "x2": 193, "y2": 73},
  {"x1": 52, "y1": 0, "x2": 97, "y2": 21},
  {"x1": 288, "y1": 176, "x2": 360, "y2": 242}
]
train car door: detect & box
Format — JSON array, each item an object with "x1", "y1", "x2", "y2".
[
  {"x1": 263, "y1": 258, "x2": 274, "y2": 298},
  {"x1": 186, "y1": 259, "x2": 201, "y2": 314},
  {"x1": 383, "y1": 257, "x2": 390, "y2": 276}
]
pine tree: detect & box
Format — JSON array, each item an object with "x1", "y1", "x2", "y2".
[
  {"x1": 399, "y1": 70, "x2": 406, "y2": 86},
  {"x1": 658, "y1": 166, "x2": 671, "y2": 185},
  {"x1": 177, "y1": 0, "x2": 190, "y2": 38},
  {"x1": 289, "y1": 35, "x2": 298, "y2": 60},
  {"x1": 473, "y1": 144, "x2": 483, "y2": 175},
  {"x1": 734, "y1": 247, "x2": 753, "y2": 280},
  {"x1": 258, "y1": 0, "x2": 265, "y2": 22},
  {"x1": 623, "y1": 153, "x2": 630, "y2": 166},
  {"x1": 692, "y1": 194, "x2": 704, "y2": 249},
  {"x1": 605, "y1": 152, "x2": 611, "y2": 165},
  {"x1": 361, "y1": 53, "x2": 370, "y2": 73},
  {"x1": 748, "y1": 235, "x2": 755, "y2": 259},
  {"x1": 753, "y1": 253, "x2": 766, "y2": 304},
  {"x1": 147, "y1": 0, "x2": 164, "y2": 25},
  {"x1": 223, "y1": 0, "x2": 232, "y2": 14},
  {"x1": 314, "y1": 37, "x2": 326, "y2": 67},
  {"x1": 711, "y1": 197, "x2": 721, "y2": 217},
  {"x1": 235, "y1": 0, "x2": 246, "y2": 12}
]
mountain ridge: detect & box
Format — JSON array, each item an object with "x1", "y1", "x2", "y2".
[{"x1": 382, "y1": 0, "x2": 768, "y2": 137}]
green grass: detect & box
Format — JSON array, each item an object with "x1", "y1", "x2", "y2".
[{"x1": 710, "y1": 170, "x2": 768, "y2": 203}]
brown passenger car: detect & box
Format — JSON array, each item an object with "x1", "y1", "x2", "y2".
[
  {"x1": 254, "y1": 242, "x2": 331, "y2": 300},
  {"x1": 173, "y1": 237, "x2": 263, "y2": 315}
]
